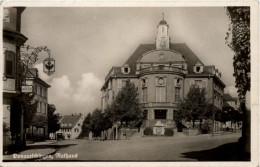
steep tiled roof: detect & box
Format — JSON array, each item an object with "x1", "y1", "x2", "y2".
[
  {"x1": 223, "y1": 101, "x2": 231, "y2": 108},
  {"x1": 123, "y1": 43, "x2": 205, "y2": 75},
  {"x1": 223, "y1": 94, "x2": 235, "y2": 101},
  {"x1": 59, "y1": 114, "x2": 83, "y2": 129},
  {"x1": 103, "y1": 43, "x2": 225, "y2": 89}
]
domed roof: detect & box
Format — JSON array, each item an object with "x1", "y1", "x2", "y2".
[{"x1": 159, "y1": 19, "x2": 168, "y2": 25}]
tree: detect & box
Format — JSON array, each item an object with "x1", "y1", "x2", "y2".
[
  {"x1": 226, "y1": 7, "x2": 250, "y2": 101},
  {"x1": 103, "y1": 105, "x2": 113, "y2": 130},
  {"x1": 175, "y1": 85, "x2": 209, "y2": 128},
  {"x1": 110, "y1": 80, "x2": 143, "y2": 127},
  {"x1": 91, "y1": 109, "x2": 105, "y2": 136},
  {"x1": 23, "y1": 93, "x2": 38, "y2": 128},
  {"x1": 228, "y1": 109, "x2": 243, "y2": 125},
  {"x1": 226, "y1": 7, "x2": 250, "y2": 153},
  {"x1": 79, "y1": 113, "x2": 92, "y2": 137},
  {"x1": 47, "y1": 104, "x2": 60, "y2": 134}
]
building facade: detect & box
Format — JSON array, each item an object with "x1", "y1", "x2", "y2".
[
  {"x1": 223, "y1": 93, "x2": 242, "y2": 130},
  {"x1": 101, "y1": 18, "x2": 225, "y2": 133},
  {"x1": 3, "y1": 7, "x2": 27, "y2": 150},
  {"x1": 25, "y1": 68, "x2": 51, "y2": 141},
  {"x1": 56, "y1": 114, "x2": 84, "y2": 140}
]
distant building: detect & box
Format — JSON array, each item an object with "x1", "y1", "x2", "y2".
[
  {"x1": 223, "y1": 93, "x2": 240, "y2": 110},
  {"x1": 56, "y1": 114, "x2": 84, "y2": 139},
  {"x1": 101, "y1": 17, "x2": 225, "y2": 134},
  {"x1": 3, "y1": 7, "x2": 27, "y2": 150},
  {"x1": 223, "y1": 93, "x2": 242, "y2": 130},
  {"x1": 25, "y1": 68, "x2": 51, "y2": 140}
]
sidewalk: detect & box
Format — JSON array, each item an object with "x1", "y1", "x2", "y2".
[
  {"x1": 27, "y1": 140, "x2": 58, "y2": 146},
  {"x1": 3, "y1": 140, "x2": 57, "y2": 161}
]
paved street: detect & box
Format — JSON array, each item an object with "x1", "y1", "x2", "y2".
[{"x1": 39, "y1": 132, "x2": 243, "y2": 161}]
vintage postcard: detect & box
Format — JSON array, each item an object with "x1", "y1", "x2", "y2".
[{"x1": 0, "y1": 1, "x2": 259, "y2": 167}]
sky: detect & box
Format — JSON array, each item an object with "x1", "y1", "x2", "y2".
[{"x1": 21, "y1": 7, "x2": 238, "y2": 116}]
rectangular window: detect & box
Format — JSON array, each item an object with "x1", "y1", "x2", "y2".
[
  {"x1": 173, "y1": 110, "x2": 177, "y2": 119},
  {"x1": 122, "y1": 80, "x2": 127, "y2": 87},
  {"x1": 158, "y1": 65, "x2": 164, "y2": 70},
  {"x1": 118, "y1": 80, "x2": 122, "y2": 89},
  {"x1": 40, "y1": 87, "x2": 42, "y2": 96},
  {"x1": 156, "y1": 87, "x2": 166, "y2": 102},
  {"x1": 4, "y1": 50, "x2": 15, "y2": 77},
  {"x1": 143, "y1": 88, "x2": 147, "y2": 103},
  {"x1": 175, "y1": 87, "x2": 181, "y2": 103},
  {"x1": 202, "y1": 80, "x2": 207, "y2": 88},
  {"x1": 37, "y1": 102, "x2": 40, "y2": 113},
  {"x1": 40, "y1": 102, "x2": 42, "y2": 113},
  {"x1": 42, "y1": 103, "x2": 46, "y2": 114},
  {"x1": 195, "y1": 80, "x2": 202, "y2": 88},
  {"x1": 42, "y1": 88, "x2": 45, "y2": 97}
]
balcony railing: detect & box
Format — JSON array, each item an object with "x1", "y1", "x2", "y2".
[{"x1": 139, "y1": 66, "x2": 186, "y2": 74}]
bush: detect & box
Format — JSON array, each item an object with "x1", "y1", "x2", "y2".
[
  {"x1": 144, "y1": 127, "x2": 153, "y2": 135},
  {"x1": 164, "y1": 128, "x2": 174, "y2": 136}
]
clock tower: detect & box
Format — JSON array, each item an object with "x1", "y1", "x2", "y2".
[{"x1": 156, "y1": 14, "x2": 170, "y2": 50}]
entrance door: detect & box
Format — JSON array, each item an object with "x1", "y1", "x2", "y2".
[{"x1": 154, "y1": 110, "x2": 167, "y2": 120}]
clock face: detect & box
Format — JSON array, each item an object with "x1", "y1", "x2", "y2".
[{"x1": 158, "y1": 77, "x2": 164, "y2": 85}]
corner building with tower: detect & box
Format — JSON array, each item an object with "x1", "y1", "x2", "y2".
[{"x1": 101, "y1": 18, "x2": 225, "y2": 132}]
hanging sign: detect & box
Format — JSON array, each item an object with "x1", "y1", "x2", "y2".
[
  {"x1": 43, "y1": 57, "x2": 55, "y2": 76},
  {"x1": 21, "y1": 85, "x2": 33, "y2": 93}
]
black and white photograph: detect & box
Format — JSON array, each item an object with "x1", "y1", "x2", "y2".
[{"x1": 1, "y1": 2, "x2": 259, "y2": 166}]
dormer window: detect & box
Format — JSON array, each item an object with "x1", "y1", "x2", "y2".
[
  {"x1": 193, "y1": 62, "x2": 204, "y2": 73},
  {"x1": 121, "y1": 64, "x2": 130, "y2": 74},
  {"x1": 196, "y1": 66, "x2": 200, "y2": 72},
  {"x1": 175, "y1": 77, "x2": 182, "y2": 87},
  {"x1": 141, "y1": 78, "x2": 147, "y2": 87}
]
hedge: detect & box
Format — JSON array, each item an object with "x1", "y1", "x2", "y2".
[
  {"x1": 144, "y1": 127, "x2": 153, "y2": 135},
  {"x1": 164, "y1": 128, "x2": 174, "y2": 136}
]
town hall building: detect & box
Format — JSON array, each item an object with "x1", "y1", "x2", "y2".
[{"x1": 101, "y1": 17, "x2": 225, "y2": 133}]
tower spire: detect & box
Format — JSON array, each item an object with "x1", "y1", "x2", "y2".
[
  {"x1": 162, "y1": 12, "x2": 164, "y2": 20},
  {"x1": 156, "y1": 14, "x2": 170, "y2": 50}
]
